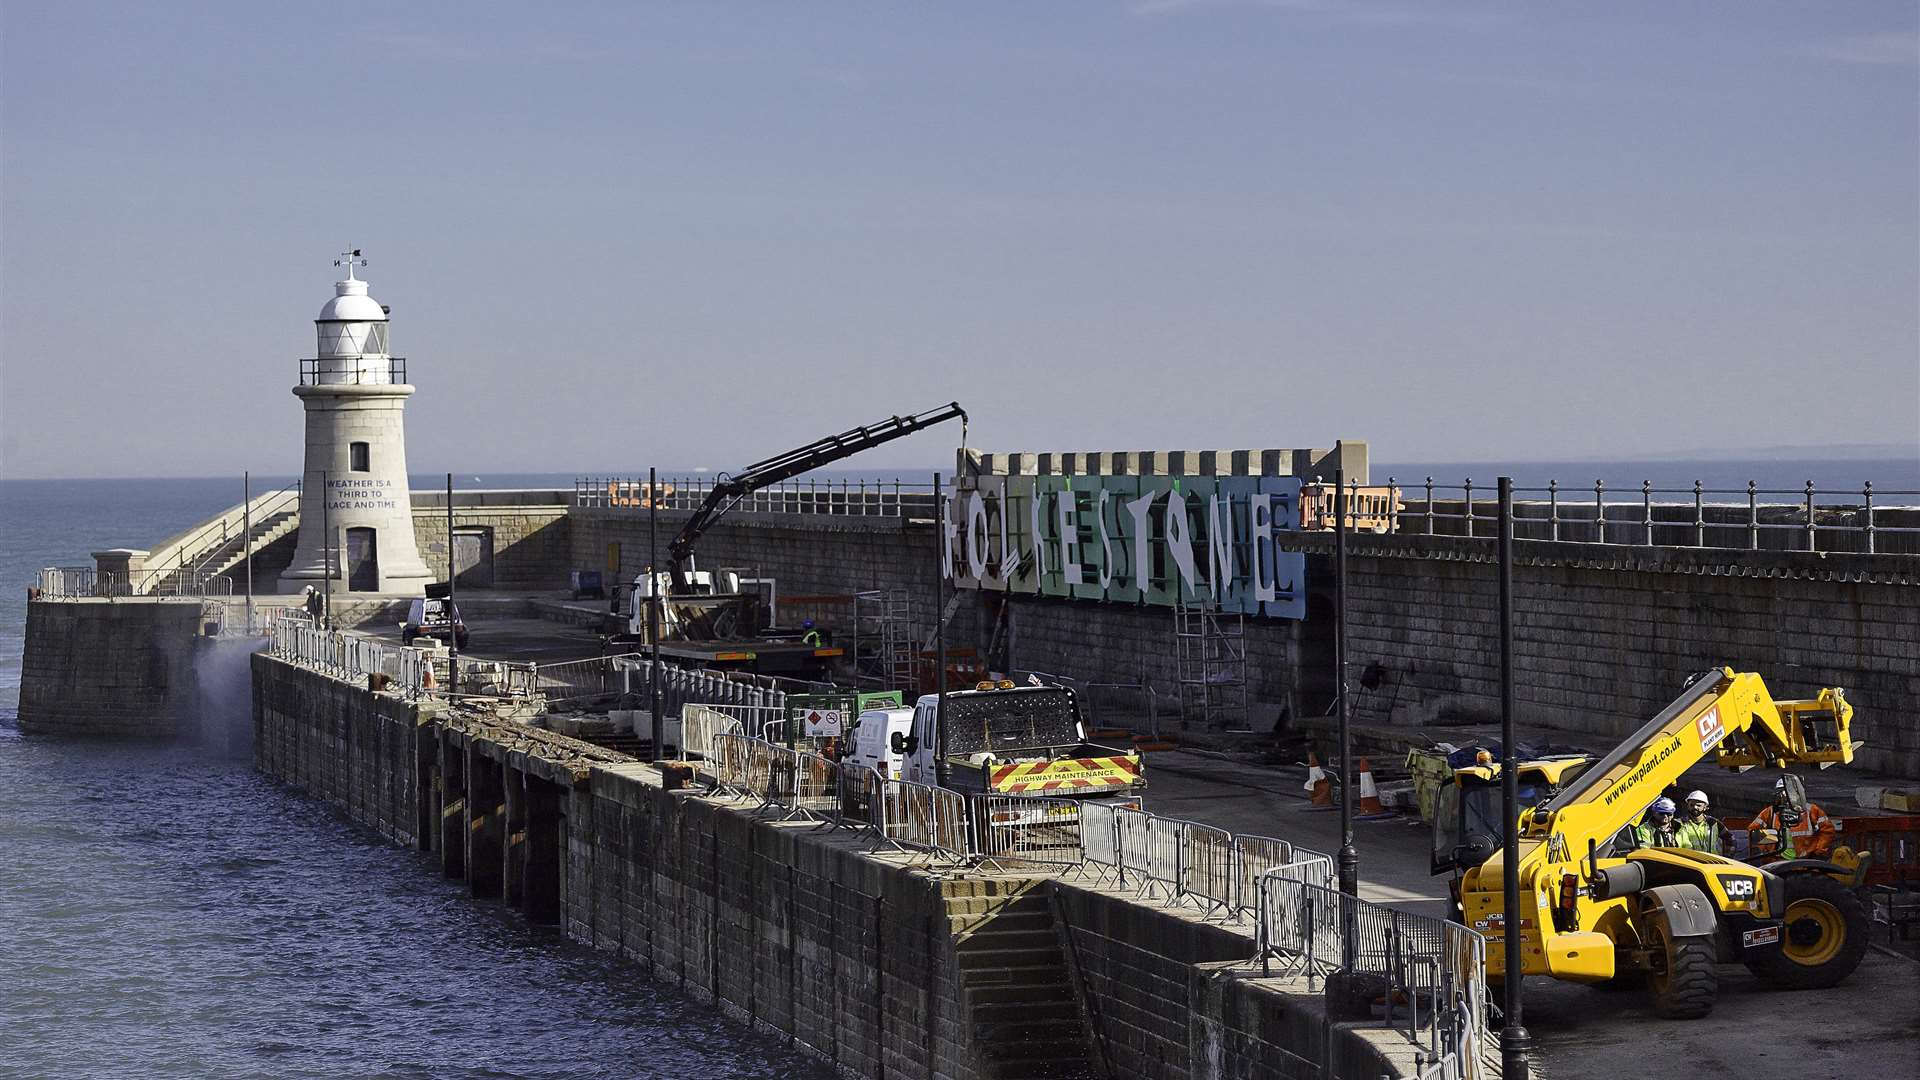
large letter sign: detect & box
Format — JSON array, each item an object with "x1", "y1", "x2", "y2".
[{"x1": 943, "y1": 473, "x2": 1306, "y2": 619}]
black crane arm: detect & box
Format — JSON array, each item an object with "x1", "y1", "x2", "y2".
[{"x1": 667, "y1": 401, "x2": 967, "y2": 587}]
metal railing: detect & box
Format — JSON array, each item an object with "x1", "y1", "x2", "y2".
[
  {"x1": 1301, "y1": 475, "x2": 1920, "y2": 555},
  {"x1": 299, "y1": 356, "x2": 407, "y2": 386},
  {"x1": 141, "y1": 480, "x2": 303, "y2": 593},
  {"x1": 34, "y1": 567, "x2": 235, "y2": 600},
  {"x1": 1022, "y1": 669, "x2": 1163, "y2": 740},
  {"x1": 688, "y1": 702, "x2": 789, "y2": 741},
  {"x1": 836, "y1": 763, "x2": 887, "y2": 831},
  {"x1": 574, "y1": 475, "x2": 941, "y2": 520},
  {"x1": 681, "y1": 703, "x2": 745, "y2": 760},
  {"x1": 270, "y1": 615, "x2": 434, "y2": 697},
  {"x1": 530, "y1": 653, "x2": 645, "y2": 704},
  {"x1": 1260, "y1": 877, "x2": 1489, "y2": 1080},
  {"x1": 971, "y1": 794, "x2": 1086, "y2": 868},
  {"x1": 659, "y1": 724, "x2": 1494, "y2": 1080}
]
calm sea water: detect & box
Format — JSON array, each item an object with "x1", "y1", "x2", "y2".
[
  {"x1": 0, "y1": 479, "x2": 834, "y2": 1080},
  {"x1": 0, "y1": 455, "x2": 1914, "y2": 1077}
]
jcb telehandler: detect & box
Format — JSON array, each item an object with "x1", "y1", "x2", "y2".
[{"x1": 1456, "y1": 669, "x2": 1869, "y2": 1018}]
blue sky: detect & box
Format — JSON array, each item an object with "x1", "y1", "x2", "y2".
[{"x1": 2, "y1": 2, "x2": 1915, "y2": 478}]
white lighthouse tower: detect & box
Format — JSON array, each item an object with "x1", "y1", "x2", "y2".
[{"x1": 280, "y1": 250, "x2": 435, "y2": 595}]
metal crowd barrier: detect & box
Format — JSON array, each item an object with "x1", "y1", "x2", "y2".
[
  {"x1": 1177, "y1": 821, "x2": 1236, "y2": 911},
  {"x1": 531, "y1": 653, "x2": 645, "y2": 703},
  {"x1": 681, "y1": 704, "x2": 745, "y2": 760},
  {"x1": 1080, "y1": 801, "x2": 1122, "y2": 869},
  {"x1": 972, "y1": 794, "x2": 1085, "y2": 868},
  {"x1": 791, "y1": 751, "x2": 841, "y2": 821},
  {"x1": 835, "y1": 763, "x2": 886, "y2": 831},
  {"x1": 669, "y1": 727, "x2": 1487, "y2": 1080},
  {"x1": 875, "y1": 780, "x2": 971, "y2": 861},
  {"x1": 1260, "y1": 876, "x2": 1488, "y2": 1080}
]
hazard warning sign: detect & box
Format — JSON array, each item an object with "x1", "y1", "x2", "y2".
[{"x1": 803, "y1": 708, "x2": 843, "y2": 737}]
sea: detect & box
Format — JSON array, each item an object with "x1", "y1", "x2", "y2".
[
  {"x1": 0, "y1": 477, "x2": 835, "y2": 1079},
  {"x1": 1, "y1": 453, "x2": 1915, "y2": 1078}
]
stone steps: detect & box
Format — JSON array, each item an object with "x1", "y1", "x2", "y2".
[{"x1": 947, "y1": 885, "x2": 1100, "y2": 1080}]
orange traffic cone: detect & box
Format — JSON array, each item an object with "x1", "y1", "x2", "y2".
[
  {"x1": 1304, "y1": 753, "x2": 1332, "y2": 806},
  {"x1": 1356, "y1": 757, "x2": 1387, "y2": 815}
]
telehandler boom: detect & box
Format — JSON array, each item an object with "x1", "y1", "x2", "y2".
[{"x1": 1459, "y1": 668, "x2": 1866, "y2": 1018}]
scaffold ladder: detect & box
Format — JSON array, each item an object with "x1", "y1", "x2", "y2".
[{"x1": 1174, "y1": 601, "x2": 1250, "y2": 732}]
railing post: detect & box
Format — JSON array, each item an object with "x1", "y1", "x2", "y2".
[
  {"x1": 1593, "y1": 480, "x2": 1606, "y2": 544},
  {"x1": 1425, "y1": 477, "x2": 1435, "y2": 535},
  {"x1": 1693, "y1": 480, "x2": 1705, "y2": 548},
  {"x1": 1462, "y1": 478, "x2": 1474, "y2": 538},
  {"x1": 1863, "y1": 482, "x2": 1876, "y2": 555},
  {"x1": 1748, "y1": 481, "x2": 1760, "y2": 550},
  {"x1": 1804, "y1": 480, "x2": 1817, "y2": 552},
  {"x1": 1642, "y1": 480, "x2": 1653, "y2": 546},
  {"x1": 1548, "y1": 479, "x2": 1559, "y2": 542}
]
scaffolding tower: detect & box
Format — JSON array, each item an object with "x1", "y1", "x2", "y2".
[
  {"x1": 854, "y1": 589, "x2": 915, "y2": 691},
  {"x1": 1174, "y1": 602, "x2": 1250, "y2": 732}
]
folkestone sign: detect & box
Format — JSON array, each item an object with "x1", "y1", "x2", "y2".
[{"x1": 942, "y1": 475, "x2": 1307, "y2": 619}]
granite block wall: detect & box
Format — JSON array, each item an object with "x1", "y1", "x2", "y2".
[
  {"x1": 20, "y1": 599, "x2": 217, "y2": 737},
  {"x1": 571, "y1": 504, "x2": 1920, "y2": 777}
]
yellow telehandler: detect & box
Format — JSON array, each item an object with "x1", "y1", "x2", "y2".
[{"x1": 1458, "y1": 669, "x2": 1868, "y2": 1018}]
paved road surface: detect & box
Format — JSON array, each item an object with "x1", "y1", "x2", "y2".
[
  {"x1": 1144, "y1": 750, "x2": 1920, "y2": 1079},
  {"x1": 359, "y1": 616, "x2": 606, "y2": 665}
]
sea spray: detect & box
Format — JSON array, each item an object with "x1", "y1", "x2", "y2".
[{"x1": 193, "y1": 635, "x2": 266, "y2": 757}]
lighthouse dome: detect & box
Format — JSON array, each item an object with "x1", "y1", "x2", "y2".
[{"x1": 318, "y1": 277, "x2": 388, "y2": 323}]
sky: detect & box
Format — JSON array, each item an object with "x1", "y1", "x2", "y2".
[{"x1": 2, "y1": 1, "x2": 1916, "y2": 480}]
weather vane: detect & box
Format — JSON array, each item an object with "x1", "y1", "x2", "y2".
[{"x1": 334, "y1": 247, "x2": 368, "y2": 280}]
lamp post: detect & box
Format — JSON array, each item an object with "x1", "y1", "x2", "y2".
[
  {"x1": 446, "y1": 473, "x2": 457, "y2": 672},
  {"x1": 934, "y1": 472, "x2": 948, "y2": 789},
  {"x1": 243, "y1": 471, "x2": 254, "y2": 634},
  {"x1": 649, "y1": 466, "x2": 663, "y2": 762},
  {"x1": 1498, "y1": 476, "x2": 1532, "y2": 1080},
  {"x1": 1336, "y1": 469, "x2": 1357, "y2": 898}
]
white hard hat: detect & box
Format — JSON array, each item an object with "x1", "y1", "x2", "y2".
[{"x1": 1685, "y1": 790, "x2": 1709, "y2": 805}]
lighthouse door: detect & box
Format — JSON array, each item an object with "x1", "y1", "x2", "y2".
[{"x1": 345, "y1": 527, "x2": 379, "y2": 591}]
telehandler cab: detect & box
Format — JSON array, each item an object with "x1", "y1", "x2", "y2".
[{"x1": 1457, "y1": 669, "x2": 1868, "y2": 1018}]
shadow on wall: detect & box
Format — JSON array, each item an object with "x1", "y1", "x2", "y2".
[{"x1": 194, "y1": 637, "x2": 267, "y2": 758}]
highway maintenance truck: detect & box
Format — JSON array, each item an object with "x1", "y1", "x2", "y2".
[{"x1": 845, "y1": 681, "x2": 1145, "y2": 800}]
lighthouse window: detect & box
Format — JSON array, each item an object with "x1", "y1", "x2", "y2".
[{"x1": 350, "y1": 442, "x2": 370, "y2": 472}]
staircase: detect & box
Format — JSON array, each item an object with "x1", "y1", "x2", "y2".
[
  {"x1": 950, "y1": 885, "x2": 1102, "y2": 1080},
  {"x1": 155, "y1": 507, "x2": 301, "y2": 593}
]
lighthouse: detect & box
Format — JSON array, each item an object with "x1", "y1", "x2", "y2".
[{"x1": 279, "y1": 250, "x2": 435, "y2": 595}]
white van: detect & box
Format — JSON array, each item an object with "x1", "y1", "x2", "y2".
[{"x1": 842, "y1": 707, "x2": 914, "y2": 780}]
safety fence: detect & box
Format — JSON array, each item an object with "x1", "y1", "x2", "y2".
[
  {"x1": 529, "y1": 653, "x2": 645, "y2": 704},
  {"x1": 575, "y1": 475, "x2": 940, "y2": 520},
  {"x1": 645, "y1": 722, "x2": 1493, "y2": 1080},
  {"x1": 1260, "y1": 878, "x2": 1489, "y2": 1080},
  {"x1": 972, "y1": 793, "x2": 1087, "y2": 867},
  {"x1": 33, "y1": 566, "x2": 235, "y2": 600},
  {"x1": 269, "y1": 616, "x2": 435, "y2": 697},
  {"x1": 681, "y1": 704, "x2": 746, "y2": 760},
  {"x1": 1305, "y1": 475, "x2": 1920, "y2": 555}
]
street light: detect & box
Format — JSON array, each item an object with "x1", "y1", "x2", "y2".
[
  {"x1": 1498, "y1": 476, "x2": 1532, "y2": 1080},
  {"x1": 1336, "y1": 468, "x2": 1357, "y2": 898}
]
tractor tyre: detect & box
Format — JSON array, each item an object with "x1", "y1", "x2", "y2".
[
  {"x1": 1742, "y1": 873, "x2": 1868, "y2": 990},
  {"x1": 1647, "y1": 922, "x2": 1717, "y2": 1019}
]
